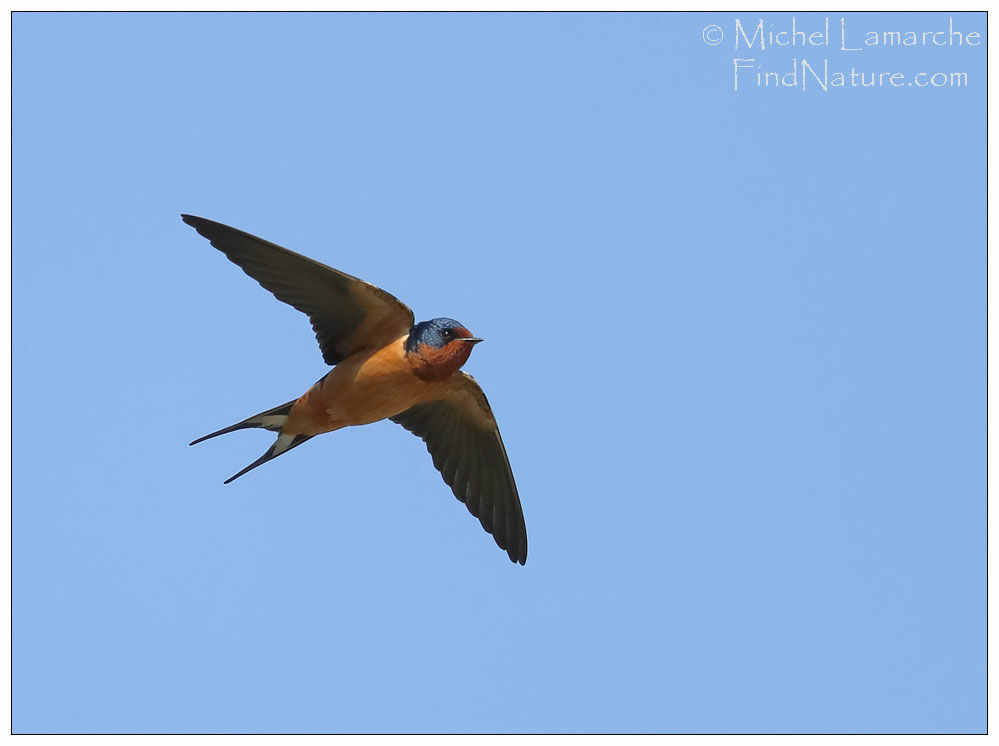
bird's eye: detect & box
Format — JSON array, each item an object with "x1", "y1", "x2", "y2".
[{"x1": 441, "y1": 329, "x2": 452, "y2": 338}]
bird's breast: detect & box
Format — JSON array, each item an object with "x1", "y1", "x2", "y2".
[{"x1": 289, "y1": 336, "x2": 440, "y2": 434}]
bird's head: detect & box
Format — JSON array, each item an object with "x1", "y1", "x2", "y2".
[{"x1": 405, "y1": 317, "x2": 483, "y2": 381}]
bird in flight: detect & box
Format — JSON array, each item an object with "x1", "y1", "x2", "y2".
[{"x1": 183, "y1": 215, "x2": 527, "y2": 564}]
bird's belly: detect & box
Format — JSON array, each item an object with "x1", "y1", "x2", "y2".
[
  {"x1": 327, "y1": 372, "x2": 427, "y2": 426},
  {"x1": 289, "y1": 340, "x2": 434, "y2": 434}
]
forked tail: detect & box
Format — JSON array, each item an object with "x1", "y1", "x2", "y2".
[
  {"x1": 190, "y1": 399, "x2": 299, "y2": 445},
  {"x1": 190, "y1": 399, "x2": 314, "y2": 483}
]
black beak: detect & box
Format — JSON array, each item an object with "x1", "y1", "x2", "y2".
[{"x1": 460, "y1": 337, "x2": 484, "y2": 345}]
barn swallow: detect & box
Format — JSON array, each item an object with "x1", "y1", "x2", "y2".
[{"x1": 183, "y1": 215, "x2": 527, "y2": 564}]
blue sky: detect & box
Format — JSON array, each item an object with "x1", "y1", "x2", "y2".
[{"x1": 13, "y1": 11, "x2": 985, "y2": 734}]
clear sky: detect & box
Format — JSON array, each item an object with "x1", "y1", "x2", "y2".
[{"x1": 13, "y1": 11, "x2": 985, "y2": 734}]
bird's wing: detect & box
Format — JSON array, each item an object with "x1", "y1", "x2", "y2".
[
  {"x1": 182, "y1": 215, "x2": 415, "y2": 365},
  {"x1": 390, "y1": 371, "x2": 528, "y2": 565}
]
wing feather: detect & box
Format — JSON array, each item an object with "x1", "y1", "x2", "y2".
[
  {"x1": 390, "y1": 371, "x2": 527, "y2": 564},
  {"x1": 182, "y1": 215, "x2": 414, "y2": 365}
]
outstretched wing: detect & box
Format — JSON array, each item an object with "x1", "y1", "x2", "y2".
[
  {"x1": 182, "y1": 215, "x2": 415, "y2": 365},
  {"x1": 391, "y1": 371, "x2": 528, "y2": 565}
]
